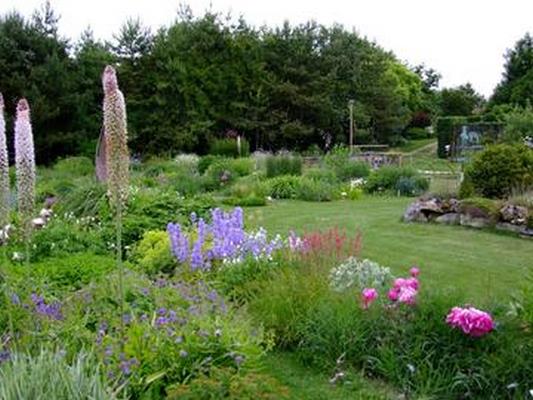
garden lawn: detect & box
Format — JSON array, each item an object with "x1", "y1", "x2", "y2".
[
  {"x1": 246, "y1": 198, "x2": 533, "y2": 303},
  {"x1": 262, "y1": 352, "x2": 394, "y2": 399}
]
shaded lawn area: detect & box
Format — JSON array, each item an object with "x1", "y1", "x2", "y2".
[
  {"x1": 262, "y1": 352, "x2": 394, "y2": 400},
  {"x1": 246, "y1": 198, "x2": 533, "y2": 303}
]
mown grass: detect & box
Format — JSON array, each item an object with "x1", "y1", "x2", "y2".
[
  {"x1": 262, "y1": 352, "x2": 395, "y2": 400},
  {"x1": 246, "y1": 198, "x2": 533, "y2": 303}
]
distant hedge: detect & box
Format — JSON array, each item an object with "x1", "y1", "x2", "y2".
[{"x1": 435, "y1": 117, "x2": 466, "y2": 158}]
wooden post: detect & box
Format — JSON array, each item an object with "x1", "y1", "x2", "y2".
[{"x1": 349, "y1": 99, "x2": 354, "y2": 155}]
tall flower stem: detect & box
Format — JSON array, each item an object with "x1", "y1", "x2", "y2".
[
  {"x1": 116, "y1": 202, "x2": 124, "y2": 342},
  {"x1": 14, "y1": 99, "x2": 35, "y2": 266},
  {"x1": 0, "y1": 93, "x2": 9, "y2": 233},
  {"x1": 102, "y1": 65, "x2": 129, "y2": 347}
]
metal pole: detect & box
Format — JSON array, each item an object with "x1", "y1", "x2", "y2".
[{"x1": 349, "y1": 99, "x2": 354, "y2": 155}]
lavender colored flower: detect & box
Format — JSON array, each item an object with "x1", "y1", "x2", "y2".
[
  {"x1": 10, "y1": 293, "x2": 20, "y2": 305},
  {"x1": 179, "y1": 349, "x2": 188, "y2": 358},
  {"x1": 122, "y1": 313, "x2": 132, "y2": 324},
  {"x1": 0, "y1": 350, "x2": 10, "y2": 363},
  {"x1": 167, "y1": 222, "x2": 189, "y2": 263},
  {"x1": 119, "y1": 357, "x2": 138, "y2": 376},
  {"x1": 0, "y1": 93, "x2": 9, "y2": 230},
  {"x1": 14, "y1": 99, "x2": 36, "y2": 239},
  {"x1": 31, "y1": 293, "x2": 62, "y2": 320}
]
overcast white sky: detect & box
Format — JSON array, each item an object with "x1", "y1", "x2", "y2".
[{"x1": 2, "y1": 0, "x2": 532, "y2": 97}]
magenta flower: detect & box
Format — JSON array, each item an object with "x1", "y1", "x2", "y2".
[
  {"x1": 397, "y1": 286, "x2": 417, "y2": 305},
  {"x1": 409, "y1": 266, "x2": 420, "y2": 277},
  {"x1": 446, "y1": 306, "x2": 494, "y2": 337},
  {"x1": 389, "y1": 271, "x2": 420, "y2": 305},
  {"x1": 361, "y1": 288, "x2": 378, "y2": 309}
]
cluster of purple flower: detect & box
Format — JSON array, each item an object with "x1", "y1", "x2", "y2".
[
  {"x1": 168, "y1": 207, "x2": 284, "y2": 270},
  {"x1": 30, "y1": 293, "x2": 62, "y2": 320}
]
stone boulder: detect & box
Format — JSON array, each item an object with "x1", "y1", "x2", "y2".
[
  {"x1": 496, "y1": 222, "x2": 524, "y2": 234},
  {"x1": 460, "y1": 214, "x2": 492, "y2": 228},
  {"x1": 500, "y1": 204, "x2": 528, "y2": 226},
  {"x1": 435, "y1": 213, "x2": 460, "y2": 225},
  {"x1": 403, "y1": 202, "x2": 428, "y2": 223}
]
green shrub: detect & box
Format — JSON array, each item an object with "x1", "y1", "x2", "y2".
[
  {"x1": 394, "y1": 176, "x2": 429, "y2": 196},
  {"x1": 365, "y1": 166, "x2": 429, "y2": 196},
  {"x1": 204, "y1": 158, "x2": 254, "y2": 189},
  {"x1": 222, "y1": 195, "x2": 266, "y2": 207},
  {"x1": 463, "y1": 144, "x2": 533, "y2": 198},
  {"x1": 52, "y1": 156, "x2": 94, "y2": 177},
  {"x1": 458, "y1": 197, "x2": 501, "y2": 220},
  {"x1": 30, "y1": 253, "x2": 115, "y2": 292},
  {"x1": 130, "y1": 230, "x2": 175, "y2": 276},
  {"x1": 336, "y1": 183, "x2": 364, "y2": 200},
  {"x1": 405, "y1": 127, "x2": 429, "y2": 140},
  {"x1": 105, "y1": 191, "x2": 216, "y2": 247},
  {"x1": 265, "y1": 176, "x2": 301, "y2": 199},
  {"x1": 54, "y1": 180, "x2": 107, "y2": 218},
  {"x1": 29, "y1": 217, "x2": 107, "y2": 262},
  {"x1": 436, "y1": 117, "x2": 466, "y2": 158},
  {"x1": 209, "y1": 138, "x2": 250, "y2": 158},
  {"x1": 174, "y1": 154, "x2": 200, "y2": 173},
  {"x1": 303, "y1": 167, "x2": 338, "y2": 183},
  {"x1": 294, "y1": 178, "x2": 333, "y2": 202},
  {"x1": 198, "y1": 155, "x2": 223, "y2": 174},
  {"x1": 334, "y1": 161, "x2": 370, "y2": 181},
  {"x1": 265, "y1": 155, "x2": 302, "y2": 178},
  {"x1": 0, "y1": 350, "x2": 112, "y2": 400},
  {"x1": 502, "y1": 106, "x2": 533, "y2": 143}
]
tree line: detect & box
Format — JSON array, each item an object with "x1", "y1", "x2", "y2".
[{"x1": 0, "y1": 2, "x2": 530, "y2": 163}]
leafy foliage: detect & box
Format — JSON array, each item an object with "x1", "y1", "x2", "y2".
[{"x1": 463, "y1": 144, "x2": 533, "y2": 198}]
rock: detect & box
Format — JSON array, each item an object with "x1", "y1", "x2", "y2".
[
  {"x1": 496, "y1": 222, "x2": 524, "y2": 233},
  {"x1": 32, "y1": 217, "x2": 46, "y2": 229},
  {"x1": 442, "y1": 198, "x2": 460, "y2": 213},
  {"x1": 419, "y1": 198, "x2": 443, "y2": 215},
  {"x1": 500, "y1": 204, "x2": 528, "y2": 225},
  {"x1": 520, "y1": 228, "x2": 533, "y2": 239},
  {"x1": 403, "y1": 202, "x2": 428, "y2": 223},
  {"x1": 436, "y1": 213, "x2": 460, "y2": 225},
  {"x1": 460, "y1": 214, "x2": 492, "y2": 228},
  {"x1": 39, "y1": 208, "x2": 53, "y2": 220}
]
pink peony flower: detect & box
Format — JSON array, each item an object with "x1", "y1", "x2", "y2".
[
  {"x1": 405, "y1": 277, "x2": 419, "y2": 290},
  {"x1": 446, "y1": 306, "x2": 494, "y2": 337},
  {"x1": 387, "y1": 288, "x2": 399, "y2": 302},
  {"x1": 398, "y1": 286, "x2": 417, "y2": 305},
  {"x1": 389, "y1": 270, "x2": 421, "y2": 305},
  {"x1": 362, "y1": 288, "x2": 378, "y2": 309},
  {"x1": 393, "y1": 278, "x2": 407, "y2": 289},
  {"x1": 409, "y1": 267, "x2": 420, "y2": 277}
]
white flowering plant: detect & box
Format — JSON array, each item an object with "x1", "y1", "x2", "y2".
[{"x1": 329, "y1": 257, "x2": 393, "y2": 292}]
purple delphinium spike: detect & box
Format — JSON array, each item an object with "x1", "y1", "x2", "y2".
[
  {"x1": 0, "y1": 93, "x2": 9, "y2": 230},
  {"x1": 167, "y1": 222, "x2": 189, "y2": 263},
  {"x1": 14, "y1": 99, "x2": 35, "y2": 240},
  {"x1": 31, "y1": 293, "x2": 62, "y2": 320}
]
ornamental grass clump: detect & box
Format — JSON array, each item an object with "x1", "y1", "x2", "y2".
[
  {"x1": 0, "y1": 93, "x2": 9, "y2": 233},
  {"x1": 14, "y1": 99, "x2": 36, "y2": 244}
]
